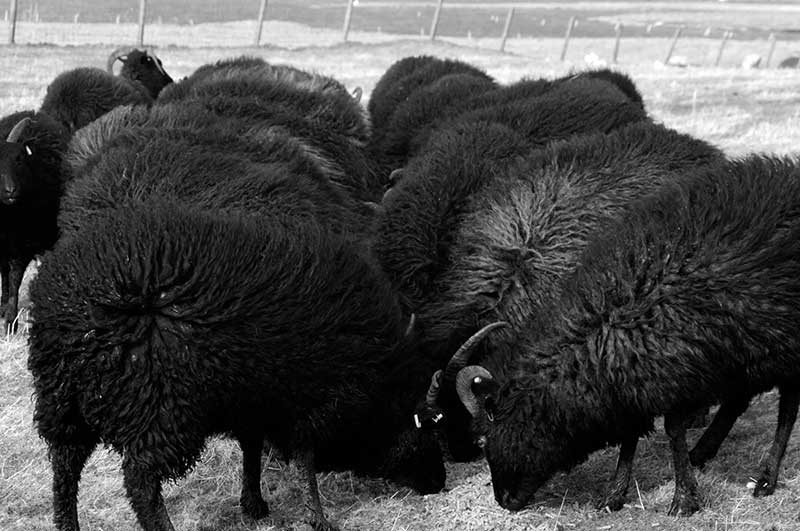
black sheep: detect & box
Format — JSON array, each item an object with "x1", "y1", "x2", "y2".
[
  {"x1": 424, "y1": 121, "x2": 723, "y2": 470},
  {"x1": 106, "y1": 47, "x2": 174, "y2": 99},
  {"x1": 455, "y1": 155, "x2": 800, "y2": 516},
  {"x1": 40, "y1": 67, "x2": 153, "y2": 134},
  {"x1": 28, "y1": 201, "x2": 464, "y2": 530},
  {"x1": 0, "y1": 111, "x2": 68, "y2": 332},
  {"x1": 367, "y1": 55, "x2": 494, "y2": 139},
  {"x1": 369, "y1": 72, "x2": 497, "y2": 177}
]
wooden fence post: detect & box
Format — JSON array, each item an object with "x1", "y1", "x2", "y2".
[
  {"x1": 560, "y1": 16, "x2": 576, "y2": 61},
  {"x1": 430, "y1": 0, "x2": 444, "y2": 41},
  {"x1": 137, "y1": 0, "x2": 147, "y2": 46},
  {"x1": 664, "y1": 26, "x2": 682, "y2": 65},
  {"x1": 612, "y1": 22, "x2": 623, "y2": 63},
  {"x1": 8, "y1": 0, "x2": 17, "y2": 44},
  {"x1": 499, "y1": 7, "x2": 515, "y2": 52},
  {"x1": 765, "y1": 32, "x2": 776, "y2": 68},
  {"x1": 342, "y1": 0, "x2": 354, "y2": 42},
  {"x1": 254, "y1": 0, "x2": 268, "y2": 46},
  {"x1": 715, "y1": 30, "x2": 731, "y2": 67}
]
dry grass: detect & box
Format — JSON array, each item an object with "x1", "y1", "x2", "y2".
[{"x1": 2, "y1": 24, "x2": 800, "y2": 531}]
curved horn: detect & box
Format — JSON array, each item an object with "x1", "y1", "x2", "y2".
[
  {"x1": 144, "y1": 47, "x2": 169, "y2": 77},
  {"x1": 443, "y1": 321, "x2": 509, "y2": 384},
  {"x1": 387, "y1": 168, "x2": 404, "y2": 187},
  {"x1": 455, "y1": 365, "x2": 494, "y2": 417},
  {"x1": 352, "y1": 86, "x2": 363, "y2": 103},
  {"x1": 425, "y1": 369, "x2": 443, "y2": 406},
  {"x1": 6, "y1": 117, "x2": 31, "y2": 143},
  {"x1": 106, "y1": 46, "x2": 135, "y2": 73}
]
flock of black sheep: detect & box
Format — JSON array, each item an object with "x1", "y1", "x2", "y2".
[{"x1": 2, "y1": 46, "x2": 799, "y2": 531}]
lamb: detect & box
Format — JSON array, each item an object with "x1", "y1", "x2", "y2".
[
  {"x1": 0, "y1": 111, "x2": 68, "y2": 332},
  {"x1": 28, "y1": 200, "x2": 495, "y2": 530},
  {"x1": 453, "y1": 154, "x2": 800, "y2": 516}
]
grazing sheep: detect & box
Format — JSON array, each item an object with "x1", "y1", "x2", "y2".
[
  {"x1": 106, "y1": 47, "x2": 174, "y2": 99},
  {"x1": 0, "y1": 111, "x2": 68, "y2": 332},
  {"x1": 28, "y1": 201, "x2": 457, "y2": 530},
  {"x1": 424, "y1": 121, "x2": 724, "y2": 469},
  {"x1": 59, "y1": 125, "x2": 375, "y2": 241},
  {"x1": 454, "y1": 155, "x2": 800, "y2": 516}
]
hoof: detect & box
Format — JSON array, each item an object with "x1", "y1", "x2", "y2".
[
  {"x1": 240, "y1": 496, "x2": 270, "y2": 519},
  {"x1": 667, "y1": 495, "x2": 700, "y2": 517},
  {"x1": 752, "y1": 475, "x2": 776, "y2": 498},
  {"x1": 597, "y1": 494, "x2": 626, "y2": 512}
]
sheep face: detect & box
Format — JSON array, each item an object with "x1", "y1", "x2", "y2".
[
  {"x1": 480, "y1": 386, "x2": 560, "y2": 512},
  {"x1": 120, "y1": 49, "x2": 173, "y2": 98},
  {"x1": 0, "y1": 141, "x2": 33, "y2": 205}
]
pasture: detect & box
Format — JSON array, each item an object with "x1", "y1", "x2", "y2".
[{"x1": 2, "y1": 17, "x2": 800, "y2": 531}]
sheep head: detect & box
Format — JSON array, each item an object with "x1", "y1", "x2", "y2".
[
  {"x1": 107, "y1": 47, "x2": 174, "y2": 99},
  {"x1": 0, "y1": 117, "x2": 33, "y2": 206}
]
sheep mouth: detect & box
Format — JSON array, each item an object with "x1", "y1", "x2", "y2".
[{"x1": 0, "y1": 195, "x2": 20, "y2": 205}]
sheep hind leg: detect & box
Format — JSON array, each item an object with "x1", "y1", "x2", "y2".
[
  {"x1": 753, "y1": 385, "x2": 800, "y2": 497},
  {"x1": 599, "y1": 433, "x2": 637, "y2": 512},
  {"x1": 122, "y1": 462, "x2": 175, "y2": 531},
  {"x1": 689, "y1": 395, "x2": 751, "y2": 469},
  {"x1": 299, "y1": 451, "x2": 338, "y2": 531},
  {"x1": 51, "y1": 439, "x2": 97, "y2": 531},
  {"x1": 665, "y1": 411, "x2": 701, "y2": 516},
  {"x1": 237, "y1": 433, "x2": 270, "y2": 519}
]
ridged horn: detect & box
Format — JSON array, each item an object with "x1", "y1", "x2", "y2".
[
  {"x1": 106, "y1": 46, "x2": 136, "y2": 73},
  {"x1": 6, "y1": 117, "x2": 31, "y2": 143},
  {"x1": 455, "y1": 365, "x2": 494, "y2": 417},
  {"x1": 425, "y1": 369, "x2": 443, "y2": 406},
  {"x1": 442, "y1": 321, "x2": 508, "y2": 384}
]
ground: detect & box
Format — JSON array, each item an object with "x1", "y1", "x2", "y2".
[{"x1": 1, "y1": 18, "x2": 800, "y2": 531}]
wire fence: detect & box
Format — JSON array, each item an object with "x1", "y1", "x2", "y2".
[{"x1": 3, "y1": 0, "x2": 800, "y2": 68}]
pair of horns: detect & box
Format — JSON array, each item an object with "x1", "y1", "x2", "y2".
[
  {"x1": 423, "y1": 321, "x2": 508, "y2": 413},
  {"x1": 6, "y1": 117, "x2": 31, "y2": 143}
]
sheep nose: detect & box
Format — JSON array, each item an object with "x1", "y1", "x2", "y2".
[{"x1": 498, "y1": 490, "x2": 526, "y2": 511}]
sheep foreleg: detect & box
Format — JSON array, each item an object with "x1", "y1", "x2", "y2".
[
  {"x1": 300, "y1": 451, "x2": 338, "y2": 531},
  {"x1": 51, "y1": 441, "x2": 96, "y2": 531},
  {"x1": 753, "y1": 385, "x2": 800, "y2": 497},
  {"x1": 122, "y1": 462, "x2": 175, "y2": 531},
  {"x1": 600, "y1": 433, "x2": 637, "y2": 511},
  {"x1": 665, "y1": 411, "x2": 701, "y2": 516},
  {"x1": 237, "y1": 433, "x2": 270, "y2": 518},
  {"x1": 689, "y1": 395, "x2": 750, "y2": 468}
]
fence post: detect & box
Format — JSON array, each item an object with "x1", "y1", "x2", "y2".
[
  {"x1": 499, "y1": 7, "x2": 515, "y2": 52},
  {"x1": 612, "y1": 22, "x2": 622, "y2": 63},
  {"x1": 664, "y1": 26, "x2": 682, "y2": 65},
  {"x1": 8, "y1": 0, "x2": 17, "y2": 44},
  {"x1": 137, "y1": 0, "x2": 147, "y2": 46},
  {"x1": 560, "y1": 16, "x2": 576, "y2": 61},
  {"x1": 254, "y1": 0, "x2": 268, "y2": 46},
  {"x1": 342, "y1": 0, "x2": 354, "y2": 42},
  {"x1": 715, "y1": 30, "x2": 731, "y2": 67},
  {"x1": 430, "y1": 0, "x2": 444, "y2": 41},
  {"x1": 765, "y1": 32, "x2": 776, "y2": 68}
]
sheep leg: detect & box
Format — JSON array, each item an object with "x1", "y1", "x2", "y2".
[
  {"x1": 300, "y1": 451, "x2": 338, "y2": 531},
  {"x1": 665, "y1": 411, "x2": 701, "y2": 516},
  {"x1": 599, "y1": 433, "x2": 637, "y2": 511},
  {"x1": 0, "y1": 260, "x2": 9, "y2": 333},
  {"x1": 51, "y1": 441, "x2": 96, "y2": 531},
  {"x1": 753, "y1": 385, "x2": 800, "y2": 497},
  {"x1": 689, "y1": 395, "x2": 750, "y2": 468},
  {"x1": 122, "y1": 462, "x2": 175, "y2": 531},
  {"x1": 4, "y1": 258, "x2": 25, "y2": 333},
  {"x1": 237, "y1": 433, "x2": 270, "y2": 519}
]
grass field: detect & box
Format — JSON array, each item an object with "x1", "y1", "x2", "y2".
[{"x1": 2, "y1": 20, "x2": 800, "y2": 531}]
